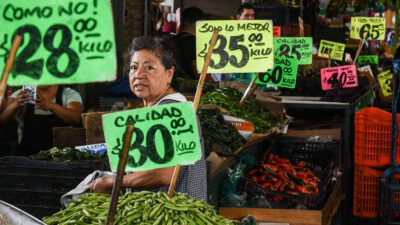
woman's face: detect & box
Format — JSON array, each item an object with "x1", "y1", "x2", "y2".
[{"x1": 129, "y1": 50, "x2": 174, "y2": 101}]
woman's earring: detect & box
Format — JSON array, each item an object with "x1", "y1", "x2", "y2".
[{"x1": 167, "y1": 82, "x2": 171, "y2": 86}]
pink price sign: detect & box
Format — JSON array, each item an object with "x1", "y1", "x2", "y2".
[
  {"x1": 273, "y1": 26, "x2": 281, "y2": 37},
  {"x1": 321, "y1": 65, "x2": 358, "y2": 91}
]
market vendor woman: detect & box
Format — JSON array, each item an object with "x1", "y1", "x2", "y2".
[
  {"x1": 0, "y1": 85, "x2": 82, "y2": 156},
  {"x1": 87, "y1": 36, "x2": 207, "y2": 201}
]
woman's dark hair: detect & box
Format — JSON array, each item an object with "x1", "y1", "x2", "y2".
[{"x1": 129, "y1": 36, "x2": 179, "y2": 89}]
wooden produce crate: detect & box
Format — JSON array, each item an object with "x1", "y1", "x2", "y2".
[
  {"x1": 82, "y1": 112, "x2": 108, "y2": 144},
  {"x1": 53, "y1": 127, "x2": 86, "y2": 148},
  {"x1": 220, "y1": 177, "x2": 344, "y2": 225}
]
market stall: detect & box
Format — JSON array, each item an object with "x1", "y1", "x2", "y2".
[{"x1": 0, "y1": 0, "x2": 399, "y2": 224}]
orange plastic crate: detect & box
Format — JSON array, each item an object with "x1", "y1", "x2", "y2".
[
  {"x1": 353, "y1": 165, "x2": 400, "y2": 218},
  {"x1": 354, "y1": 107, "x2": 400, "y2": 167}
]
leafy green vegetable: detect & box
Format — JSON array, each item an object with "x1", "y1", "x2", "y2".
[
  {"x1": 200, "y1": 87, "x2": 278, "y2": 133},
  {"x1": 197, "y1": 108, "x2": 246, "y2": 157},
  {"x1": 29, "y1": 147, "x2": 106, "y2": 162},
  {"x1": 178, "y1": 78, "x2": 217, "y2": 93}
]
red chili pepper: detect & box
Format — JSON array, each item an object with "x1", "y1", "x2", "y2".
[
  {"x1": 267, "y1": 154, "x2": 274, "y2": 163},
  {"x1": 295, "y1": 184, "x2": 312, "y2": 194},
  {"x1": 249, "y1": 169, "x2": 258, "y2": 176},
  {"x1": 263, "y1": 164, "x2": 279, "y2": 172},
  {"x1": 252, "y1": 176, "x2": 258, "y2": 183},
  {"x1": 278, "y1": 171, "x2": 290, "y2": 183},
  {"x1": 261, "y1": 182, "x2": 272, "y2": 189},
  {"x1": 297, "y1": 161, "x2": 306, "y2": 168},
  {"x1": 274, "y1": 179, "x2": 283, "y2": 188},
  {"x1": 278, "y1": 182, "x2": 287, "y2": 192},
  {"x1": 308, "y1": 181, "x2": 318, "y2": 188},
  {"x1": 258, "y1": 175, "x2": 266, "y2": 182},
  {"x1": 268, "y1": 175, "x2": 278, "y2": 182},
  {"x1": 277, "y1": 163, "x2": 295, "y2": 173},
  {"x1": 272, "y1": 195, "x2": 285, "y2": 202},
  {"x1": 286, "y1": 190, "x2": 299, "y2": 195},
  {"x1": 273, "y1": 154, "x2": 290, "y2": 163}
]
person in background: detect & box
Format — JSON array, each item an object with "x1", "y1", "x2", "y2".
[
  {"x1": 236, "y1": 3, "x2": 255, "y2": 20},
  {"x1": 87, "y1": 36, "x2": 207, "y2": 201},
  {"x1": 174, "y1": 7, "x2": 206, "y2": 79},
  {"x1": 0, "y1": 85, "x2": 82, "y2": 156}
]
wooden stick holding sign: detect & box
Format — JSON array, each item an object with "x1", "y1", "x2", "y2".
[
  {"x1": 328, "y1": 54, "x2": 332, "y2": 68},
  {"x1": 168, "y1": 29, "x2": 220, "y2": 197},
  {"x1": 106, "y1": 123, "x2": 135, "y2": 225},
  {"x1": 299, "y1": 17, "x2": 304, "y2": 37},
  {"x1": 353, "y1": 39, "x2": 365, "y2": 65},
  {"x1": 238, "y1": 73, "x2": 260, "y2": 109},
  {"x1": 0, "y1": 35, "x2": 22, "y2": 105}
]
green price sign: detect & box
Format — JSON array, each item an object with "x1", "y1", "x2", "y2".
[
  {"x1": 0, "y1": 0, "x2": 116, "y2": 86},
  {"x1": 252, "y1": 56, "x2": 298, "y2": 89},
  {"x1": 318, "y1": 40, "x2": 345, "y2": 61},
  {"x1": 350, "y1": 17, "x2": 385, "y2": 40},
  {"x1": 102, "y1": 102, "x2": 202, "y2": 172},
  {"x1": 273, "y1": 37, "x2": 313, "y2": 65},
  {"x1": 377, "y1": 70, "x2": 393, "y2": 96},
  {"x1": 358, "y1": 55, "x2": 379, "y2": 66},
  {"x1": 196, "y1": 20, "x2": 274, "y2": 73}
]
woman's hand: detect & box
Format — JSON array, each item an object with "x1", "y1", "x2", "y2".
[
  {"x1": 86, "y1": 177, "x2": 114, "y2": 193},
  {"x1": 35, "y1": 90, "x2": 55, "y2": 111},
  {"x1": 12, "y1": 90, "x2": 31, "y2": 109}
]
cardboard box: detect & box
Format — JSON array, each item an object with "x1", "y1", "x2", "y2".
[
  {"x1": 206, "y1": 152, "x2": 235, "y2": 176},
  {"x1": 53, "y1": 127, "x2": 86, "y2": 148}
]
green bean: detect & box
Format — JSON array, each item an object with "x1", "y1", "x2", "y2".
[{"x1": 42, "y1": 191, "x2": 238, "y2": 225}]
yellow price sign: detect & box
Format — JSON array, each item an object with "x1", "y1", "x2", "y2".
[
  {"x1": 196, "y1": 20, "x2": 273, "y2": 73},
  {"x1": 377, "y1": 70, "x2": 393, "y2": 96},
  {"x1": 350, "y1": 17, "x2": 385, "y2": 40},
  {"x1": 318, "y1": 40, "x2": 345, "y2": 60}
]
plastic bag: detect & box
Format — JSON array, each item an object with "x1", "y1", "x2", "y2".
[{"x1": 220, "y1": 153, "x2": 256, "y2": 207}]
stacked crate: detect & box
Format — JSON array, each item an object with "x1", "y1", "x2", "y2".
[{"x1": 353, "y1": 107, "x2": 400, "y2": 218}]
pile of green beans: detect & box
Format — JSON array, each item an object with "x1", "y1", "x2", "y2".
[{"x1": 43, "y1": 191, "x2": 238, "y2": 225}]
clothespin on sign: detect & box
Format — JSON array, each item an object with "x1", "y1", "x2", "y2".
[
  {"x1": 0, "y1": 35, "x2": 22, "y2": 104},
  {"x1": 168, "y1": 29, "x2": 220, "y2": 197}
]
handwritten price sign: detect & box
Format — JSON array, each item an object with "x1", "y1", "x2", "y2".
[
  {"x1": 273, "y1": 37, "x2": 313, "y2": 65},
  {"x1": 0, "y1": 0, "x2": 116, "y2": 86},
  {"x1": 318, "y1": 40, "x2": 345, "y2": 60},
  {"x1": 196, "y1": 20, "x2": 273, "y2": 73},
  {"x1": 102, "y1": 103, "x2": 202, "y2": 172},
  {"x1": 377, "y1": 70, "x2": 393, "y2": 96},
  {"x1": 321, "y1": 65, "x2": 358, "y2": 90},
  {"x1": 253, "y1": 56, "x2": 298, "y2": 89},
  {"x1": 350, "y1": 17, "x2": 385, "y2": 40},
  {"x1": 358, "y1": 55, "x2": 379, "y2": 66}
]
